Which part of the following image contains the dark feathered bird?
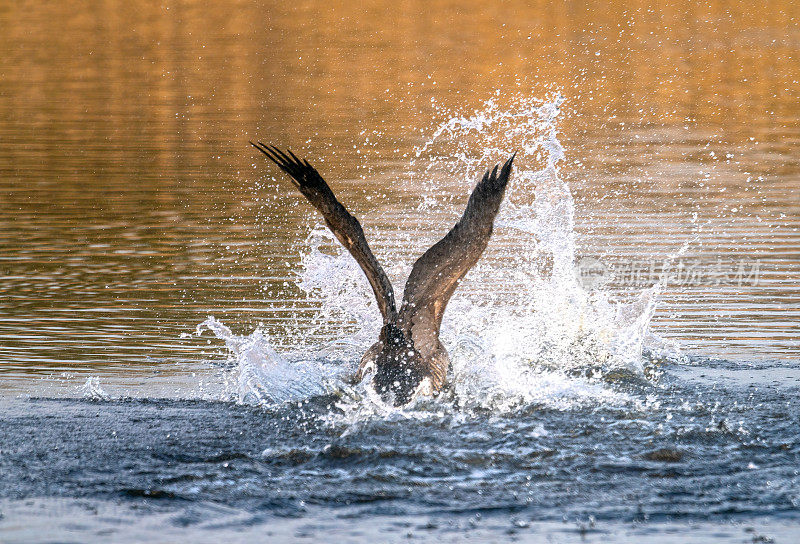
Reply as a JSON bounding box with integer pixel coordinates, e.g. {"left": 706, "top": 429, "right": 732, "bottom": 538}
{"left": 251, "top": 142, "right": 515, "bottom": 406}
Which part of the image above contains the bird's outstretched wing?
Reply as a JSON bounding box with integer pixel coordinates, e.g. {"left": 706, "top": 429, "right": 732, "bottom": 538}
{"left": 398, "top": 154, "right": 515, "bottom": 352}
{"left": 251, "top": 142, "right": 398, "bottom": 324}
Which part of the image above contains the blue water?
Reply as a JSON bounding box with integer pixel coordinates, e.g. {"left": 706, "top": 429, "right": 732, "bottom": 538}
{"left": 2, "top": 357, "right": 799, "bottom": 542}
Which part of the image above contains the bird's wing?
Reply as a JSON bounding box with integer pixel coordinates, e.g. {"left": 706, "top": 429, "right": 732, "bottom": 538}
{"left": 398, "top": 154, "right": 515, "bottom": 352}
{"left": 251, "top": 142, "right": 398, "bottom": 324}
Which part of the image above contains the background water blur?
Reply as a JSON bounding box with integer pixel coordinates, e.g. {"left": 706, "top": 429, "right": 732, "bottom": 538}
{"left": 0, "top": 0, "right": 798, "bottom": 391}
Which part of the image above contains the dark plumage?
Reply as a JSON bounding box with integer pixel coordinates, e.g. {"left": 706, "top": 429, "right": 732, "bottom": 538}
{"left": 252, "top": 141, "right": 515, "bottom": 406}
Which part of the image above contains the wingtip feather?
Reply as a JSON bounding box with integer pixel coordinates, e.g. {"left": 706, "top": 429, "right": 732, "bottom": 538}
{"left": 500, "top": 152, "right": 516, "bottom": 179}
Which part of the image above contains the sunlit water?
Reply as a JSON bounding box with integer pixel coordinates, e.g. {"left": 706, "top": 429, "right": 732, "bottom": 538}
{"left": 1, "top": 1, "right": 799, "bottom": 542}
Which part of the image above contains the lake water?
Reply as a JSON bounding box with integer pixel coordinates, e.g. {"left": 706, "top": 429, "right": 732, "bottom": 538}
{"left": 1, "top": 1, "right": 799, "bottom": 542}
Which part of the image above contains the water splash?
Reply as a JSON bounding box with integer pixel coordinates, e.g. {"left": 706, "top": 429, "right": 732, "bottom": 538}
{"left": 409, "top": 93, "right": 660, "bottom": 410}
{"left": 80, "top": 376, "right": 110, "bottom": 401}
{"left": 201, "top": 93, "right": 662, "bottom": 413}
{"left": 196, "top": 316, "right": 347, "bottom": 405}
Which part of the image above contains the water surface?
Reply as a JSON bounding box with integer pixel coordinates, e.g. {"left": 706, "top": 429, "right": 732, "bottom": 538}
{"left": 1, "top": 1, "right": 799, "bottom": 542}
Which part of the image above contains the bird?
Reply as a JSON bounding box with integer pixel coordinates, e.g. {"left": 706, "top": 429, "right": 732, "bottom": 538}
{"left": 251, "top": 142, "right": 515, "bottom": 406}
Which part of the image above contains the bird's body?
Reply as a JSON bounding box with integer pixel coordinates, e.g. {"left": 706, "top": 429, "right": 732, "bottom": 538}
{"left": 251, "top": 142, "right": 515, "bottom": 406}
{"left": 355, "top": 326, "right": 450, "bottom": 403}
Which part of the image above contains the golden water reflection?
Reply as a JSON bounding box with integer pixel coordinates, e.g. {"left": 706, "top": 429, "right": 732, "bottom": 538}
{"left": 0, "top": 1, "right": 798, "bottom": 381}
